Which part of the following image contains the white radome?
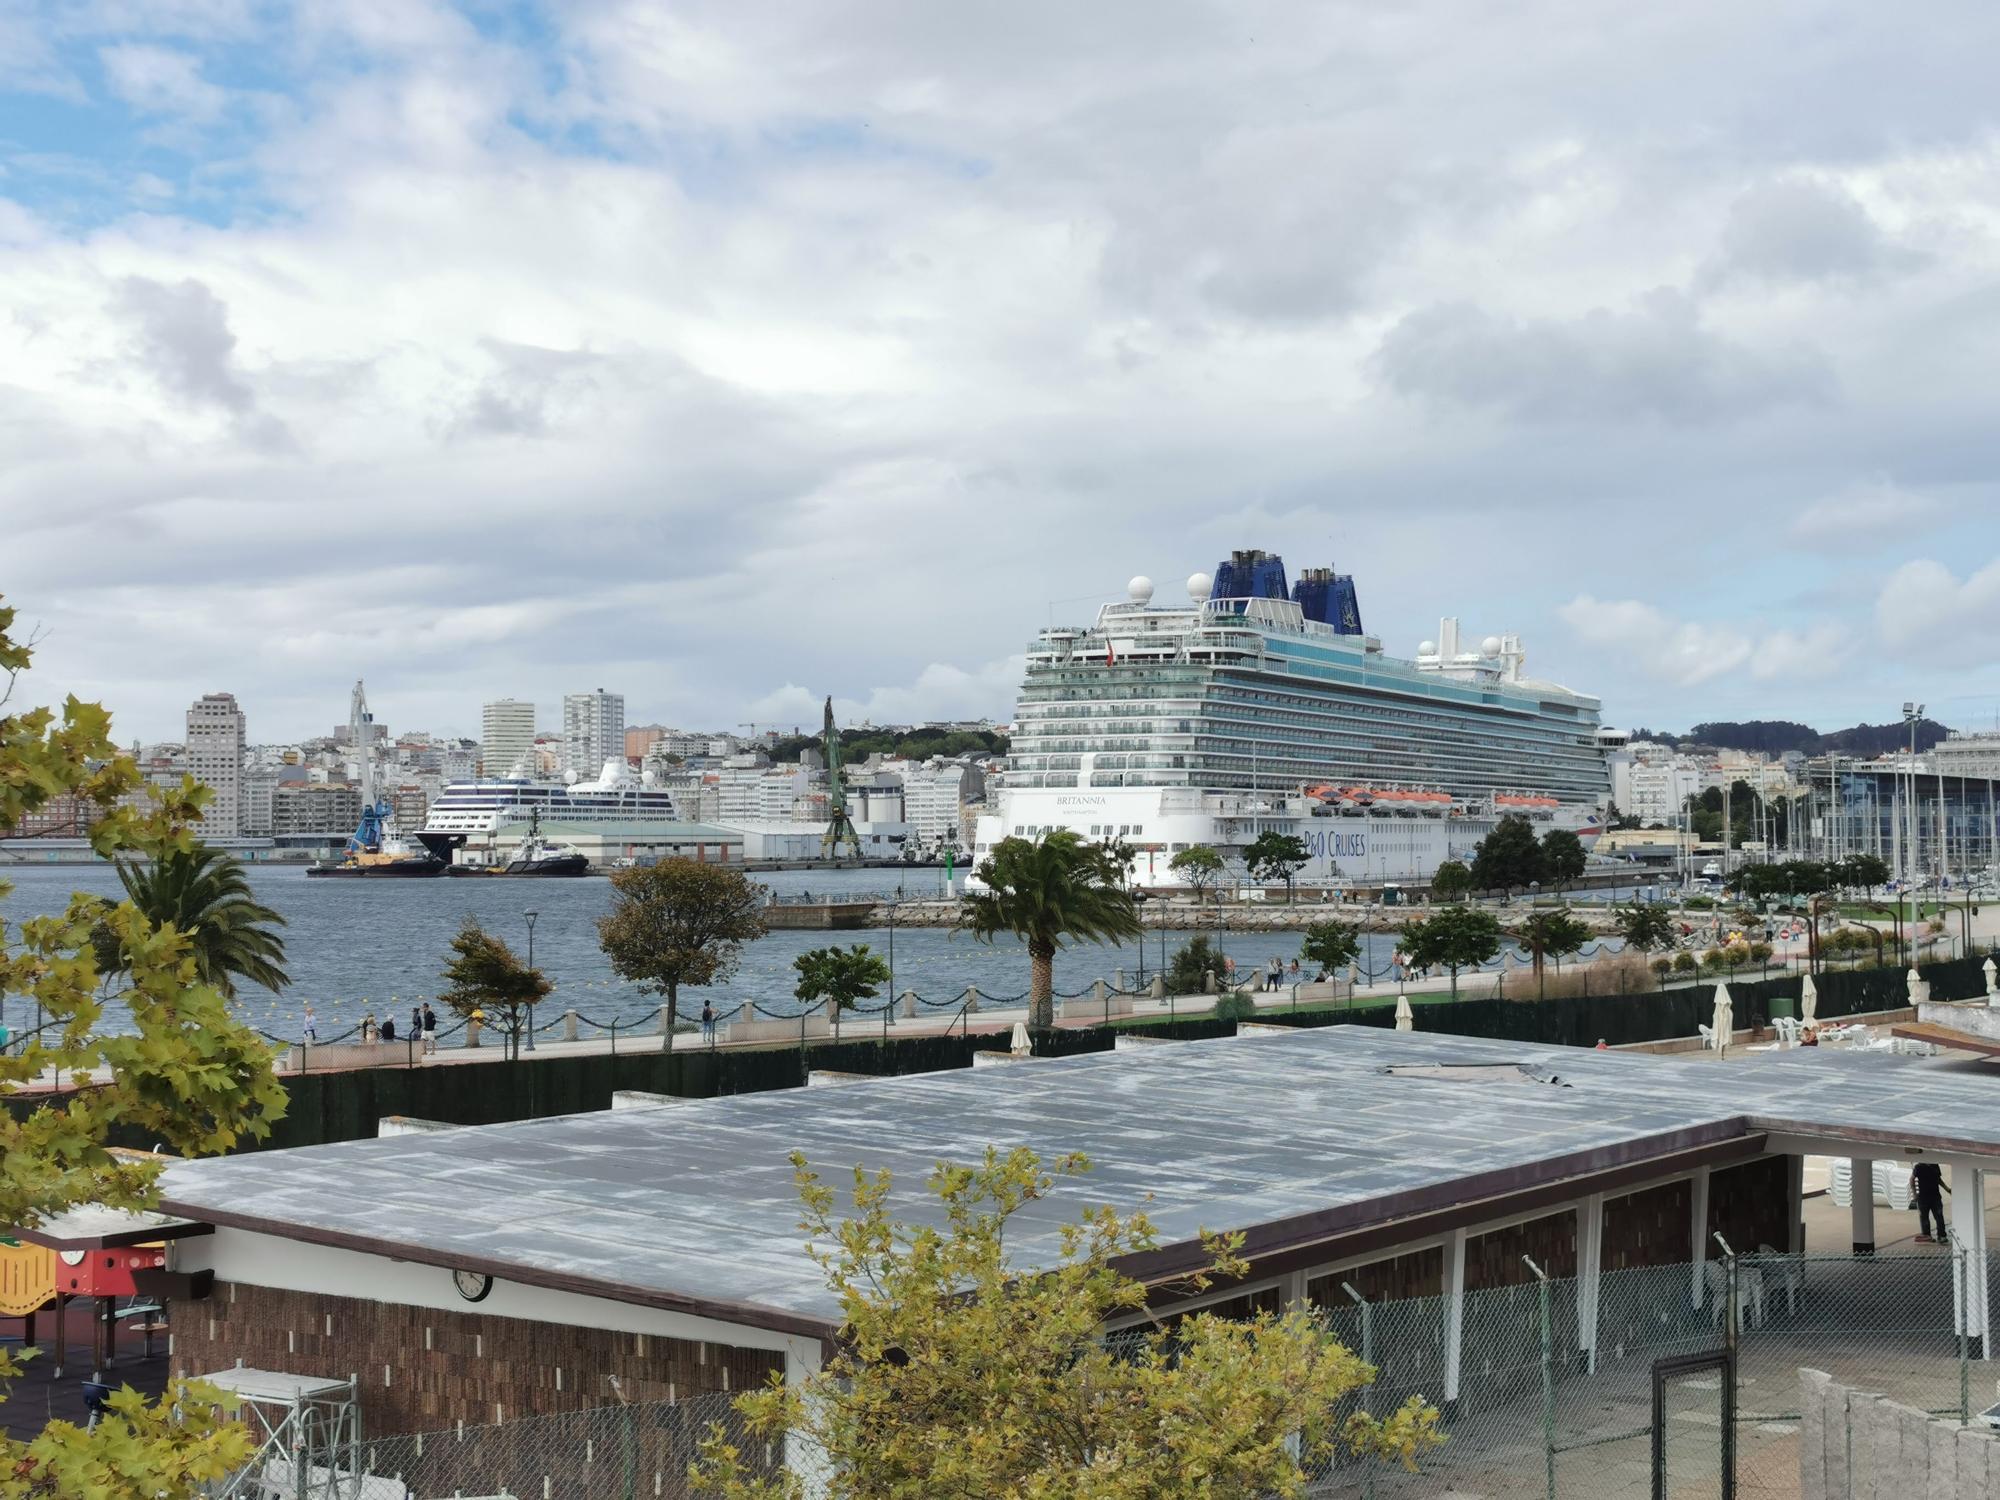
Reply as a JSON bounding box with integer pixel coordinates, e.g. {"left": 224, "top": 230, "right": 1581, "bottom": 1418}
{"left": 1481, "top": 636, "right": 1503, "bottom": 656}
{"left": 1419, "top": 640, "right": 1437, "bottom": 656}
{"left": 1127, "top": 575, "right": 1155, "bottom": 604}
{"left": 1187, "top": 571, "right": 1213, "bottom": 603}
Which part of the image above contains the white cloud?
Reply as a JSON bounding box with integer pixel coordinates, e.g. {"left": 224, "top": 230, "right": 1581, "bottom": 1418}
{"left": 1558, "top": 596, "right": 1848, "bottom": 688}
{"left": 1790, "top": 482, "right": 1943, "bottom": 546}
{"left": 1876, "top": 557, "right": 2000, "bottom": 656}
{"left": 746, "top": 657, "right": 1027, "bottom": 731}
{"left": 98, "top": 43, "right": 228, "bottom": 122}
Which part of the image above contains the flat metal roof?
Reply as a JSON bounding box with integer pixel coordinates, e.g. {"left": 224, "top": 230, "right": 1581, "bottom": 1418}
{"left": 157, "top": 1029, "right": 2000, "bottom": 1336}
{"left": 15, "top": 1205, "right": 213, "bottom": 1251}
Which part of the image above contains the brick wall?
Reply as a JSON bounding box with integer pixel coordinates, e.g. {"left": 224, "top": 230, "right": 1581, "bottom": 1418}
{"left": 1707, "top": 1156, "right": 1791, "bottom": 1255}
{"left": 1311, "top": 1245, "right": 1445, "bottom": 1306}
{"left": 1603, "top": 1177, "right": 1694, "bottom": 1270}
{"left": 1466, "top": 1211, "right": 1577, "bottom": 1291}
{"left": 173, "top": 1281, "right": 783, "bottom": 1438}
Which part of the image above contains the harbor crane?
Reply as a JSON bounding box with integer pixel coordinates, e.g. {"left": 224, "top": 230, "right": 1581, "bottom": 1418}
{"left": 820, "top": 695, "right": 862, "bottom": 860}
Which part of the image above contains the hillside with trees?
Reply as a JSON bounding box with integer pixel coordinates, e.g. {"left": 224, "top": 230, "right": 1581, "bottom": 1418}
{"left": 768, "top": 726, "right": 1009, "bottom": 763}
{"left": 1628, "top": 718, "right": 1952, "bottom": 756}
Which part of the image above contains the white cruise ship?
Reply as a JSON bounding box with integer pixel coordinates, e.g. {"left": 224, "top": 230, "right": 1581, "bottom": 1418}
{"left": 419, "top": 759, "right": 691, "bottom": 861}
{"left": 970, "top": 551, "right": 1616, "bottom": 890}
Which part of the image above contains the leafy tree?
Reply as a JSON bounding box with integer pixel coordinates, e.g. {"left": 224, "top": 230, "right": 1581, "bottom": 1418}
{"left": 0, "top": 597, "right": 285, "bottom": 1494}
{"left": 1430, "top": 859, "right": 1472, "bottom": 901}
{"left": 1299, "top": 921, "right": 1361, "bottom": 980}
{"left": 98, "top": 845, "right": 289, "bottom": 997}
{"left": 1469, "top": 815, "right": 1546, "bottom": 896}
{"left": 692, "top": 1147, "right": 1440, "bottom": 1498}
{"left": 1511, "top": 908, "right": 1593, "bottom": 996}
{"left": 961, "top": 831, "right": 1143, "bottom": 1029}
{"left": 1168, "top": 843, "right": 1226, "bottom": 904}
{"left": 1399, "top": 905, "right": 1503, "bottom": 998}
{"left": 440, "top": 917, "right": 553, "bottom": 1059}
{"left": 1244, "top": 830, "right": 1310, "bottom": 904}
{"left": 1539, "top": 829, "right": 1587, "bottom": 890}
{"left": 793, "top": 943, "right": 891, "bottom": 1012}
{"left": 598, "top": 860, "right": 767, "bottom": 1050}
{"left": 1614, "top": 902, "right": 1677, "bottom": 954}
{"left": 1835, "top": 853, "right": 1889, "bottom": 892}
{"left": 1166, "top": 934, "right": 1229, "bottom": 996}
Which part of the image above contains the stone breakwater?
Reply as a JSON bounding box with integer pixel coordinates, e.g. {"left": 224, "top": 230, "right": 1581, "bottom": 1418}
{"left": 869, "top": 899, "right": 1634, "bottom": 934}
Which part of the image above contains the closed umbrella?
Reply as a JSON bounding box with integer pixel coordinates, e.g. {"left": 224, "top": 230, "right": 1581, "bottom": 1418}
{"left": 1711, "top": 984, "right": 1733, "bottom": 1056}
{"left": 1394, "top": 993, "right": 1414, "bottom": 1033}
{"left": 1799, "top": 974, "right": 1818, "bottom": 1026}
{"left": 1010, "top": 1021, "right": 1032, "bottom": 1058}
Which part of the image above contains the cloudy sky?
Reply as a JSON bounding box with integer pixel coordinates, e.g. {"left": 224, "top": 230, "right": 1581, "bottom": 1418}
{"left": 4, "top": 1, "right": 1999, "bottom": 746}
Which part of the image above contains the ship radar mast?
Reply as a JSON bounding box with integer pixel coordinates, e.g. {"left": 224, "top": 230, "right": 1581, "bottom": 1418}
{"left": 819, "top": 694, "right": 862, "bottom": 860}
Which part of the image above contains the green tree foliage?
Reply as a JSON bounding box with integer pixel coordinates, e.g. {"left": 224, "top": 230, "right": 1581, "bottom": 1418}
{"left": 1511, "top": 908, "right": 1593, "bottom": 996}
{"left": 1165, "top": 935, "right": 1229, "bottom": 996}
{"left": 598, "top": 860, "right": 767, "bottom": 1050}
{"left": 1429, "top": 859, "right": 1472, "bottom": 901}
{"left": 1539, "top": 829, "right": 1587, "bottom": 890}
{"left": 440, "top": 917, "right": 553, "bottom": 1059}
{"left": 1613, "top": 902, "right": 1677, "bottom": 954}
{"left": 1167, "top": 844, "right": 1225, "bottom": 903}
{"left": 769, "top": 726, "right": 1008, "bottom": 764}
{"left": 1399, "top": 905, "right": 1503, "bottom": 998}
{"left": 1469, "top": 815, "right": 1545, "bottom": 895}
{"left": 960, "top": 831, "right": 1142, "bottom": 1029}
{"left": 0, "top": 597, "right": 284, "bottom": 1495}
{"left": 1299, "top": 921, "right": 1361, "bottom": 979}
{"left": 1244, "top": 831, "right": 1310, "bottom": 904}
{"left": 1835, "top": 853, "right": 1889, "bottom": 890}
{"left": 692, "top": 1148, "right": 1441, "bottom": 1498}
{"left": 792, "top": 943, "right": 891, "bottom": 1012}
{"left": 99, "top": 845, "right": 289, "bottom": 997}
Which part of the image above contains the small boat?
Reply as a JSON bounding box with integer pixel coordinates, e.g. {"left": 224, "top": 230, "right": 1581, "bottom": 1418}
{"left": 449, "top": 810, "right": 591, "bottom": 877}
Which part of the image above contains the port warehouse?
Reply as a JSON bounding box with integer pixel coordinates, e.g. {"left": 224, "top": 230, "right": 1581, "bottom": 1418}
{"left": 7, "top": 955, "right": 1986, "bottom": 1156}
{"left": 19, "top": 1018, "right": 2000, "bottom": 1489}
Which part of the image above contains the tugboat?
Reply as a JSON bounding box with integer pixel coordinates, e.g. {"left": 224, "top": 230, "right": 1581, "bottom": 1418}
{"left": 449, "top": 809, "right": 592, "bottom": 877}
{"left": 306, "top": 680, "right": 448, "bottom": 878}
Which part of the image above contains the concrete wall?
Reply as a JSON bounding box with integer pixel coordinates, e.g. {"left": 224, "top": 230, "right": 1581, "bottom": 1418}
{"left": 1801, "top": 1369, "right": 2000, "bottom": 1500}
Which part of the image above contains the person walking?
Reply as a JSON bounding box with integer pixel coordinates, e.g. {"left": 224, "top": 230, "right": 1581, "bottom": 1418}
{"left": 302, "top": 1004, "right": 318, "bottom": 1044}
{"left": 411, "top": 1005, "right": 423, "bottom": 1046}
{"left": 1912, "top": 1157, "right": 1950, "bottom": 1244}
{"left": 421, "top": 1003, "right": 438, "bottom": 1056}
{"left": 701, "top": 1001, "right": 717, "bottom": 1045}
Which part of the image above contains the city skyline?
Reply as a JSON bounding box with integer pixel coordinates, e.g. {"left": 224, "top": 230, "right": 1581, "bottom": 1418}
{"left": 4, "top": 4, "right": 2000, "bottom": 741}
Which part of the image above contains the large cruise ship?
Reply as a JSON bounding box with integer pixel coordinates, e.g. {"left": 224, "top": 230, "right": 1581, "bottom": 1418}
{"left": 418, "top": 759, "right": 690, "bottom": 861}
{"left": 970, "top": 549, "right": 1617, "bottom": 889}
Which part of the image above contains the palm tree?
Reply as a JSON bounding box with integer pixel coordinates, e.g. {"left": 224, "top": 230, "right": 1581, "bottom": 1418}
{"left": 960, "top": 831, "right": 1144, "bottom": 1029}
{"left": 101, "top": 846, "right": 290, "bottom": 997}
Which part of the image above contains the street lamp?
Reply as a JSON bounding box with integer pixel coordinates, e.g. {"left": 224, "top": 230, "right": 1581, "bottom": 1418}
{"left": 524, "top": 909, "right": 540, "bottom": 1054}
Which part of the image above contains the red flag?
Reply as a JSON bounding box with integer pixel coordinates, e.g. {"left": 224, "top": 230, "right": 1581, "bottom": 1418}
{"left": 1105, "top": 639, "right": 1116, "bottom": 666}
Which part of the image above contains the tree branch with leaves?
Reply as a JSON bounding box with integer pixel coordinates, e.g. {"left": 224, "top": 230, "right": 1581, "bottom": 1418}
{"left": 692, "top": 1148, "right": 1441, "bottom": 1498}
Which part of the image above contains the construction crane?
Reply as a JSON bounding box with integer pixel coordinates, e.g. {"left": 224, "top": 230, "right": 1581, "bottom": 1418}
{"left": 346, "top": 680, "right": 388, "bottom": 855}
{"left": 819, "top": 695, "right": 861, "bottom": 860}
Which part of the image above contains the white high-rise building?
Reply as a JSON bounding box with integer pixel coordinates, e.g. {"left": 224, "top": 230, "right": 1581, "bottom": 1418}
{"left": 186, "top": 692, "right": 245, "bottom": 837}
{"left": 481, "top": 699, "right": 537, "bottom": 779}
{"left": 563, "top": 689, "right": 625, "bottom": 779}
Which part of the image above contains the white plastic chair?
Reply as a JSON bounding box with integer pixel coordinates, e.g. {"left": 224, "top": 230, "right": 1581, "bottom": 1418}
{"left": 1697, "top": 1022, "right": 1717, "bottom": 1051}
{"left": 1774, "top": 1017, "right": 1800, "bottom": 1047}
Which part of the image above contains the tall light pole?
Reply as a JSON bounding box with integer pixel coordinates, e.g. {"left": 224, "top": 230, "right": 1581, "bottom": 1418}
{"left": 1904, "top": 703, "right": 1923, "bottom": 968}
{"left": 524, "top": 909, "right": 540, "bottom": 1054}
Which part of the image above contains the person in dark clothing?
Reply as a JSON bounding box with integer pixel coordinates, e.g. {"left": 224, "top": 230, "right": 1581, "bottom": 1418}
{"left": 379, "top": 1016, "right": 396, "bottom": 1042}
{"left": 1912, "top": 1158, "right": 1950, "bottom": 1243}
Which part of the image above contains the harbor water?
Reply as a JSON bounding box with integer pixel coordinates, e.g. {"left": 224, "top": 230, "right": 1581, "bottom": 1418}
{"left": 0, "top": 864, "right": 1620, "bottom": 1042}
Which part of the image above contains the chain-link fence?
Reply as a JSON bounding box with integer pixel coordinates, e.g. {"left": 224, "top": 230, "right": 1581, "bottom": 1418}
{"left": 1304, "top": 1247, "right": 1976, "bottom": 1500}
{"left": 208, "top": 1386, "right": 761, "bottom": 1500}
{"left": 194, "top": 1247, "right": 1981, "bottom": 1498}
